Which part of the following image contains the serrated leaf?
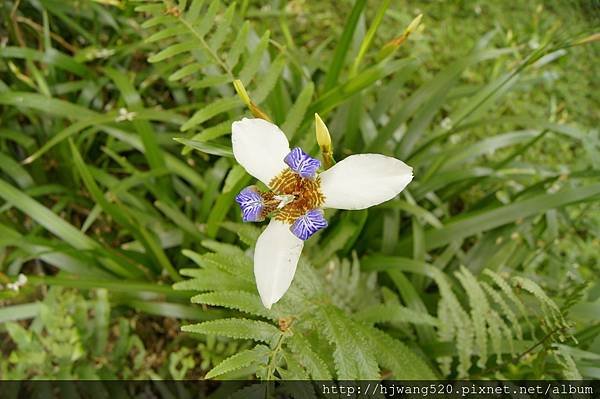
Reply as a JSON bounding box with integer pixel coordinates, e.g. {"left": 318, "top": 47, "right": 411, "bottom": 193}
{"left": 191, "top": 291, "right": 274, "bottom": 319}
{"left": 182, "top": 318, "right": 281, "bottom": 343}
{"left": 286, "top": 333, "right": 332, "bottom": 379}
{"left": 201, "top": 252, "right": 254, "bottom": 281}
{"left": 180, "top": 97, "right": 242, "bottom": 131}
{"left": 253, "top": 53, "right": 286, "bottom": 104}
{"left": 188, "top": 74, "right": 232, "bottom": 89}
{"left": 317, "top": 305, "right": 379, "bottom": 379}
{"left": 222, "top": 221, "right": 261, "bottom": 245}
{"left": 239, "top": 31, "right": 270, "bottom": 84}
{"left": 148, "top": 40, "right": 198, "bottom": 63}
{"left": 226, "top": 21, "right": 249, "bottom": 68}
{"left": 357, "top": 323, "right": 437, "bottom": 379}
{"left": 173, "top": 271, "right": 254, "bottom": 292}
{"left": 168, "top": 63, "right": 204, "bottom": 81}
{"left": 205, "top": 345, "right": 269, "bottom": 379}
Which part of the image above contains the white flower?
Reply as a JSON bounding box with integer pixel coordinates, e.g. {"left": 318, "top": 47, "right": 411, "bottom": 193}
{"left": 115, "top": 107, "right": 136, "bottom": 122}
{"left": 232, "top": 118, "right": 413, "bottom": 308}
{"left": 6, "top": 273, "right": 27, "bottom": 292}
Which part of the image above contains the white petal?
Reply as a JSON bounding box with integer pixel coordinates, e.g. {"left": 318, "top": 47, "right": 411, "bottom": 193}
{"left": 232, "top": 118, "right": 290, "bottom": 187}
{"left": 319, "top": 154, "right": 413, "bottom": 210}
{"left": 254, "top": 219, "right": 304, "bottom": 309}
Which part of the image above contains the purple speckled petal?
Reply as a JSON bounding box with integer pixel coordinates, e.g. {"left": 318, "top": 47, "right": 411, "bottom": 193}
{"left": 284, "top": 147, "right": 321, "bottom": 179}
{"left": 235, "top": 186, "right": 264, "bottom": 222}
{"left": 290, "top": 209, "right": 328, "bottom": 240}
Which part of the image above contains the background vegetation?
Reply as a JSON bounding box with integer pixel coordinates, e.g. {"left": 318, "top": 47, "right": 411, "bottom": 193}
{"left": 1, "top": 0, "right": 599, "bottom": 383}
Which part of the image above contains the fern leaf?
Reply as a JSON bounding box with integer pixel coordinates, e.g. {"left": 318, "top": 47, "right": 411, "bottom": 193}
{"left": 148, "top": 40, "right": 199, "bottom": 63}
{"left": 205, "top": 345, "right": 269, "bottom": 379}
{"left": 486, "top": 311, "right": 505, "bottom": 364}
{"left": 222, "top": 221, "right": 261, "bottom": 245}
{"left": 481, "top": 281, "right": 523, "bottom": 340}
{"left": 484, "top": 270, "right": 529, "bottom": 319}
{"left": 280, "top": 352, "right": 311, "bottom": 380}
{"left": 191, "top": 291, "right": 275, "bottom": 319}
{"left": 253, "top": 53, "right": 287, "bottom": 104}
{"left": 208, "top": 2, "right": 236, "bottom": 52}
{"left": 173, "top": 270, "right": 254, "bottom": 292}
{"left": 357, "top": 323, "right": 437, "bottom": 379}
{"left": 182, "top": 318, "right": 281, "bottom": 343}
{"left": 239, "top": 31, "right": 270, "bottom": 84}
{"left": 512, "top": 276, "right": 567, "bottom": 330}
{"left": 190, "top": 0, "right": 220, "bottom": 38}
{"left": 553, "top": 345, "right": 582, "bottom": 379}
{"left": 225, "top": 21, "right": 250, "bottom": 68}
{"left": 181, "top": 97, "right": 242, "bottom": 131}
{"left": 188, "top": 74, "right": 232, "bottom": 89}
{"left": 354, "top": 303, "right": 439, "bottom": 326}
{"left": 435, "top": 275, "right": 474, "bottom": 377}
{"left": 168, "top": 63, "right": 204, "bottom": 81}
{"left": 188, "top": 120, "right": 232, "bottom": 144}
{"left": 181, "top": 249, "right": 205, "bottom": 267}
{"left": 201, "top": 252, "right": 254, "bottom": 281}
{"left": 201, "top": 239, "right": 245, "bottom": 256}
{"left": 286, "top": 333, "right": 332, "bottom": 380}
{"left": 135, "top": 4, "right": 166, "bottom": 14}
{"left": 140, "top": 15, "right": 174, "bottom": 29}
{"left": 316, "top": 305, "right": 379, "bottom": 379}
{"left": 145, "top": 26, "right": 187, "bottom": 43}
{"left": 185, "top": 0, "right": 206, "bottom": 21}
{"left": 455, "top": 266, "right": 489, "bottom": 368}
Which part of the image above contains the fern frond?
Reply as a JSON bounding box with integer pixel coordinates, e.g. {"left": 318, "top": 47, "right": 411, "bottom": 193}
{"left": 357, "top": 323, "right": 437, "bottom": 379}
{"left": 316, "top": 305, "right": 380, "bottom": 379}
{"left": 221, "top": 221, "right": 261, "bottom": 246}
{"left": 173, "top": 272, "right": 254, "bottom": 292}
{"left": 205, "top": 345, "right": 269, "bottom": 379}
{"left": 201, "top": 252, "right": 254, "bottom": 282}
{"left": 455, "top": 266, "right": 490, "bottom": 368}
{"left": 182, "top": 318, "right": 281, "bottom": 344}
{"left": 286, "top": 334, "right": 333, "bottom": 380}
{"left": 191, "top": 291, "right": 276, "bottom": 320}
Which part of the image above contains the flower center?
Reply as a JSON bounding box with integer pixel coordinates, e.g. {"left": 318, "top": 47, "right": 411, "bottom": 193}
{"left": 234, "top": 147, "right": 329, "bottom": 240}
{"left": 268, "top": 169, "right": 325, "bottom": 223}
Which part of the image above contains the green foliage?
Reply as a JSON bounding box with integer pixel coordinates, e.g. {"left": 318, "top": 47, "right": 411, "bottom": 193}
{"left": 176, "top": 235, "right": 437, "bottom": 380}
{"left": 0, "top": 288, "right": 151, "bottom": 379}
{"left": 0, "top": 0, "right": 598, "bottom": 381}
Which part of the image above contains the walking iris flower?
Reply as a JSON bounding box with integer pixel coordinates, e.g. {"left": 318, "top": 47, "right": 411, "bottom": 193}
{"left": 232, "top": 118, "right": 413, "bottom": 308}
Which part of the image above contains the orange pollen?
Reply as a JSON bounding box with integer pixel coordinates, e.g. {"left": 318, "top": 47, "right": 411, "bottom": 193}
{"left": 267, "top": 169, "right": 325, "bottom": 223}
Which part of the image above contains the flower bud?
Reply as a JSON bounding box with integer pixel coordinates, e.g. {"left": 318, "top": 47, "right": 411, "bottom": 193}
{"left": 233, "top": 79, "right": 272, "bottom": 122}
{"left": 315, "top": 113, "right": 335, "bottom": 169}
{"left": 377, "top": 14, "right": 423, "bottom": 61}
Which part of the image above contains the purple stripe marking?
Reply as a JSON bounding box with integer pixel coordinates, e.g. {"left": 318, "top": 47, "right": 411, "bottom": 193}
{"left": 290, "top": 209, "right": 328, "bottom": 240}
{"left": 235, "top": 186, "right": 265, "bottom": 222}
{"left": 284, "top": 147, "right": 321, "bottom": 179}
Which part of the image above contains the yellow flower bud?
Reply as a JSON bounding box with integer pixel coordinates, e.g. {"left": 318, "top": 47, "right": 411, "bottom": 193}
{"left": 376, "top": 14, "right": 423, "bottom": 62}
{"left": 405, "top": 14, "right": 423, "bottom": 35}
{"left": 233, "top": 79, "right": 251, "bottom": 108}
{"left": 315, "top": 113, "right": 331, "bottom": 149}
{"left": 233, "top": 79, "right": 272, "bottom": 122}
{"left": 315, "top": 113, "right": 335, "bottom": 169}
